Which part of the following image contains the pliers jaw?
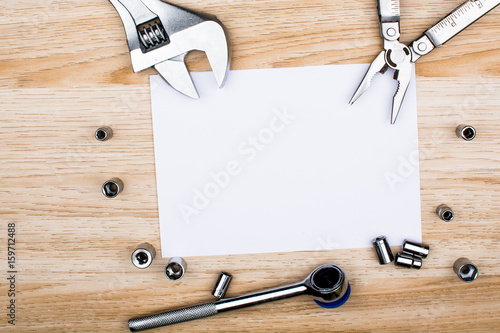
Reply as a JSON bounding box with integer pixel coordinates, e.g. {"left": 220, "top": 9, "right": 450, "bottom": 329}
{"left": 349, "top": 0, "right": 413, "bottom": 124}
{"left": 109, "top": 0, "right": 230, "bottom": 99}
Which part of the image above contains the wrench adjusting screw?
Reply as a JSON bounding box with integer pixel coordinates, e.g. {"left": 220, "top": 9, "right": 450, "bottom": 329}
{"left": 102, "top": 178, "right": 124, "bottom": 198}
{"left": 436, "top": 204, "right": 454, "bottom": 221}
{"left": 455, "top": 124, "right": 476, "bottom": 141}
{"left": 95, "top": 126, "right": 113, "bottom": 141}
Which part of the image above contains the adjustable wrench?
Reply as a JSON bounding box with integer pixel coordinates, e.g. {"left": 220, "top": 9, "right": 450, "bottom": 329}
{"left": 109, "top": 0, "right": 230, "bottom": 99}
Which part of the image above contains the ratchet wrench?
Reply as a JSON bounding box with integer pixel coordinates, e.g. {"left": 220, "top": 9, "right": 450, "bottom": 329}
{"left": 128, "top": 264, "right": 350, "bottom": 332}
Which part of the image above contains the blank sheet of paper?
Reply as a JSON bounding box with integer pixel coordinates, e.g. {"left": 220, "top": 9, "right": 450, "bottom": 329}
{"left": 150, "top": 64, "right": 421, "bottom": 258}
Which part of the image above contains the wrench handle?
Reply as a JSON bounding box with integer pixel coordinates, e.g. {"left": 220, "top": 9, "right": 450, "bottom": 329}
{"left": 128, "top": 302, "right": 218, "bottom": 332}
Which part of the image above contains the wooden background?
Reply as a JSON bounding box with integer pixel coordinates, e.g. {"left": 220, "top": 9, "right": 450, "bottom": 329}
{"left": 1, "top": 0, "right": 499, "bottom": 331}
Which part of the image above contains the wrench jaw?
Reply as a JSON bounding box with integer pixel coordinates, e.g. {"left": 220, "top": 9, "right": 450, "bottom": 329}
{"left": 154, "top": 53, "right": 199, "bottom": 99}
{"left": 149, "top": 20, "right": 230, "bottom": 98}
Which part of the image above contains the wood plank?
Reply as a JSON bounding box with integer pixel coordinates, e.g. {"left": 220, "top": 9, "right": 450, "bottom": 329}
{"left": 0, "top": 0, "right": 499, "bottom": 331}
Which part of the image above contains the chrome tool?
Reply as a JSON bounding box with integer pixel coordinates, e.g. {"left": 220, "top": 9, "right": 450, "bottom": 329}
{"left": 212, "top": 272, "right": 232, "bottom": 299}
{"left": 453, "top": 258, "right": 478, "bottom": 282}
{"left": 456, "top": 124, "right": 476, "bottom": 141}
{"left": 349, "top": 0, "right": 500, "bottom": 124}
{"left": 165, "top": 257, "right": 187, "bottom": 281}
{"left": 401, "top": 239, "right": 429, "bottom": 258}
{"left": 102, "top": 178, "right": 124, "bottom": 198}
{"left": 95, "top": 126, "right": 113, "bottom": 141}
{"left": 131, "top": 243, "right": 156, "bottom": 269}
{"left": 436, "top": 204, "right": 454, "bottom": 221}
{"left": 395, "top": 252, "right": 422, "bottom": 269}
{"left": 372, "top": 236, "right": 394, "bottom": 265}
{"left": 128, "top": 264, "right": 350, "bottom": 332}
{"left": 109, "top": 0, "right": 230, "bottom": 98}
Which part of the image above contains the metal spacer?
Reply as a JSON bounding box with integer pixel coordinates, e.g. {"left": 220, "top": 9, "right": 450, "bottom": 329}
{"left": 453, "top": 258, "right": 478, "bottom": 282}
{"left": 102, "top": 178, "right": 124, "bottom": 198}
{"left": 436, "top": 204, "right": 454, "bottom": 222}
{"left": 165, "top": 257, "right": 187, "bottom": 281}
{"left": 131, "top": 243, "right": 156, "bottom": 269}
{"left": 456, "top": 125, "right": 476, "bottom": 141}
{"left": 95, "top": 126, "right": 113, "bottom": 141}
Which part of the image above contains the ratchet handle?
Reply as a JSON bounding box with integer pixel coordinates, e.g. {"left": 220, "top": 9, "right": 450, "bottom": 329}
{"left": 128, "top": 302, "right": 218, "bottom": 332}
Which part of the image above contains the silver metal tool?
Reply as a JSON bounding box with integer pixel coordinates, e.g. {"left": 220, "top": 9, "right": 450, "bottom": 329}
{"left": 401, "top": 239, "right": 429, "bottom": 258}
{"left": 453, "top": 258, "right": 478, "bottom": 282}
{"left": 95, "top": 126, "right": 113, "bottom": 141}
{"left": 395, "top": 252, "right": 422, "bottom": 269}
{"left": 350, "top": 0, "right": 500, "bottom": 124}
{"left": 436, "top": 204, "right": 454, "bottom": 221}
{"left": 456, "top": 124, "right": 476, "bottom": 141}
{"left": 165, "top": 257, "right": 187, "bottom": 281}
{"left": 102, "top": 178, "right": 124, "bottom": 198}
{"left": 132, "top": 243, "right": 156, "bottom": 269}
{"left": 109, "top": 0, "right": 230, "bottom": 99}
{"left": 129, "top": 264, "right": 349, "bottom": 332}
{"left": 372, "top": 236, "right": 394, "bottom": 264}
{"left": 212, "top": 272, "right": 232, "bottom": 299}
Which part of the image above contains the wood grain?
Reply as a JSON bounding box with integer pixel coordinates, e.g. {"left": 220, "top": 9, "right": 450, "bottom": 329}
{"left": 0, "top": 0, "right": 499, "bottom": 332}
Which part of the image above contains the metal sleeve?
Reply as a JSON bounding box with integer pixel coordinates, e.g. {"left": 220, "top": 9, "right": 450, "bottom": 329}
{"left": 128, "top": 303, "right": 218, "bottom": 332}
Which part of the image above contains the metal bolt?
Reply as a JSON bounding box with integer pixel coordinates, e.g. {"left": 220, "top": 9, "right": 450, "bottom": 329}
{"left": 165, "top": 257, "right": 187, "bottom": 281}
{"left": 417, "top": 42, "right": 427, "bottom": 52}
{"left": 372, "top": 236, "right": 394, "bottom": 265}
{"left": 401, "top": 239, "right": 430, "bottom": 258}
{"left": 436, "top": 204, "right": 454, "bottom": 222}
{"left": 102, "top": 178, "right": 124, "bottom": 198}
{"left": 132, "top": 243, "right": 156, "bottom": 269}
{"left": 212, "top": 272, "right": 232, "bottom": 299}
{"left": 395, "top": 252, "right": 422, "bottom": 269}
{"left": 453, "top": 258, "right": 478, "bottom": 282}
{"left": 95, "top": 126, "right": 113, "bottom": 141}
{"left": 455, "top": 124, "right": 476, "bottom": 141}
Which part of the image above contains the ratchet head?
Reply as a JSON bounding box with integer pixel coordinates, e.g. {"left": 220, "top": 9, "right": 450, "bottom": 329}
{"left": 303, "top": 264, "right": 348, "bottom": 302}
{"left": 109, "top": 0, "right": 230, "bottom": 98}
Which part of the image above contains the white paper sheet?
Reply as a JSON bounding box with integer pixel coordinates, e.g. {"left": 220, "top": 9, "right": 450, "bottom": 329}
{"left": 151, "top": 64, "right": 421, "bottom": 258}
